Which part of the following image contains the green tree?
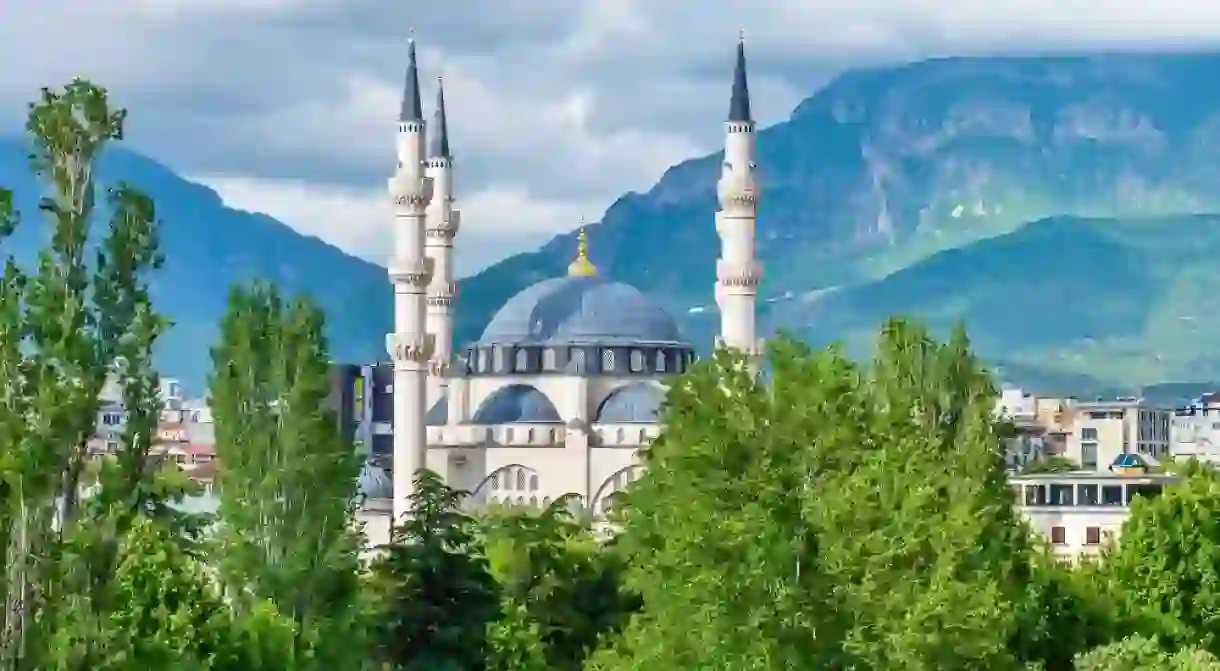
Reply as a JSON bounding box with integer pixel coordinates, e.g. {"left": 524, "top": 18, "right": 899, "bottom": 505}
{"left": 369, "top": 470, "right": 500, "bottom": 670}
{"left": 591, "top": 322, "right": 1062, "bottom": 670}
{"left": 0, "top": 79, "right": 168, "bottom": 670}
{"left": 478, "top": 501, "right": 639, "bottom": 671}
{"left": 1075, "top": 635, "right": 1220, "bottom": 670}
{"left": 1100, "top": 460, "right": 1220, "bottom": 655}
{"left": 209, "top": 282, "right": 366, "bottom": 669}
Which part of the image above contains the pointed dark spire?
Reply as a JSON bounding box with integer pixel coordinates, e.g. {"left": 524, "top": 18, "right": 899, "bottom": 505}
{"left": 399, "top": 38, "right": 424, "bottom": 122}
{"left": 429, "top": 77, "right": 451, "bottom": 159}
{"left": 728, "top": 31, "right": 752, "bottom": 123}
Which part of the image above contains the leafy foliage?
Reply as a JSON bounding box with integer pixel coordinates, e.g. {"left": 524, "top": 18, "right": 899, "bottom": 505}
{"left": 369, "top": 470, "right": 501, "bottom": 670}
{"left": 209, "top": 281, "right": 367, "bottom": 669}
{"left": 1075, "top": 636, "right": 1220, "bottom": 671}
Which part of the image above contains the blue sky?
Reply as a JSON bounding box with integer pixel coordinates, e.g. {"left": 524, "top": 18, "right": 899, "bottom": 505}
{"left": 2, "top": 0, "right": 1217, "bottom": 275}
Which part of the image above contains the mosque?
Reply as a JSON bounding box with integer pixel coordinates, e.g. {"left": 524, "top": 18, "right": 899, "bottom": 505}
{"left": 359, "top": 34, "right": 763, "bottom": 540}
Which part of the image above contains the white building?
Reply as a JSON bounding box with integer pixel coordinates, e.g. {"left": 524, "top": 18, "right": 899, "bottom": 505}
{"left": 1012, "top": 466, "right": 1173, "bottom": 559}
{"left": 361, "top": 35, "right": 762, "bottom": 545}
{"left": 1171, "top": 393, "right": 1220, "bottom": 463}
{"left": 1064, "top": 398, "right": 1170, "bottom": 471}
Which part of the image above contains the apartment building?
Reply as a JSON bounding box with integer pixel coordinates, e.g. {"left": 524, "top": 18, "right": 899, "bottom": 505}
{"left": 1064, "top": 398, "right": 1171, "bottom": 471}
{"left": 995, "top": 388, "right": 1073, "bottom": 471}
{"left": 1013, "top": 463, "right": 1171, "bottom": 558}
{"left": 1171, "top": 392, "right": 1220, "bottom": 463}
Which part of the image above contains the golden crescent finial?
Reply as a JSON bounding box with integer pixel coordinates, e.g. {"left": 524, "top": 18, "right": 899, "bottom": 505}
{"left": 567, "top": 223, "right": 598, "bottom": 277}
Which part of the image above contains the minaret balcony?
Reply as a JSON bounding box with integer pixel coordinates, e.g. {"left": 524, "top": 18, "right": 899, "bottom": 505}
{"left": 388, "top": 257, "right": 434, "bottom": 287}
{"left": 426, "top": 209, "right": 461, "bottom": 239}
{"left": 716, "top": 175, "right": 758, "bottom": 209}
{"left": 386, "top": 333, "right": 435, "bottom": 366}
{"left": 716, "top": 260, "right": 763, "bottom": 288}
{"left": 391, "top": 174, "right": 434, "bottom": 209}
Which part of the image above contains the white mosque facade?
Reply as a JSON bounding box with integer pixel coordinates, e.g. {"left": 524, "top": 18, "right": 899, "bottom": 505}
{"left": 358, "top": 35, "right": 762, "bottom": 544}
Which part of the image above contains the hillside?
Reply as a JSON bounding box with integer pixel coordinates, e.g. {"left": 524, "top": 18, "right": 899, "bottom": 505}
{"left": 0, "top": 138, "right": 391, "bottom": 391}
{"left": 455, "top": 50, "right": 1220, "bottom": 390}
{"left": 794, "top": 214, "right": 1220, "bottom": 388}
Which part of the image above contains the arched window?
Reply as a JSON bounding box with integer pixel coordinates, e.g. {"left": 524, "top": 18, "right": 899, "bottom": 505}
{"left": 542, "top": 348, "right": 557, "bottom": 371}
{"left": 571, "top": 348, "right": 586, "bottom": 370}
{"left": 492, "top": 347, "right": 504, "bottom": 372}
{"left": 529, "top": 474, "right": 539, "bottom": 491}
{"left": 630, "top": 350, "right": 644, "bottom": 372}
{"left": 656, "top": 350, "right": 667, "bottom": 372}
{"left": 602, "top": 349, "right": 616, "bottom": 373}
{"left": 477, "top": 349, "right": 488, "bottom": 372}
{"left": 516, "top": 469, "right": 526, "bottom": 490}
{"left": 515, "top": 348, "right": 529, "bottom": 371}
{"left": 489, "top": 472, "right": 499, "bottom": 490}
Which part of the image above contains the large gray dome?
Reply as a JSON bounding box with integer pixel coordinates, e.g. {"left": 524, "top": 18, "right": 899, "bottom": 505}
{"left": 478, "top": 275, "right": 685, "bottom": 346}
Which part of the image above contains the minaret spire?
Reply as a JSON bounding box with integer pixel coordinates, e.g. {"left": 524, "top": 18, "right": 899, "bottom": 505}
{"left": 715, "top": 34, "right": 762, "bottom": 359}
{"left": 399, "top": 37, "right": 424, "bottom": 122}
{"left": 429, "top": 77, "right": 451, "bottom": 159}
{"left": 728, "top": 30, "right": 752, "bottom": 123}
{"left": 423, "top": 76, "right": 461, "bottom": 407}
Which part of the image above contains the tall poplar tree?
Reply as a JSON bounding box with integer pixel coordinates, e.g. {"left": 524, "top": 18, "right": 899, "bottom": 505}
{"left": 0, "top": 79, "right": 167, "bottom": 669}
{"left": 209, "top": 281, "right": 366, "bottom": 669}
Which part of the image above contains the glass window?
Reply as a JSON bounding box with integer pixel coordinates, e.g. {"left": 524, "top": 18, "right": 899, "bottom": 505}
{"left": 656, "top": 351, "right": 667, "bottom": 372}
{"left": 1050, "top": 526, "right": 1066, "bottom": 544}
{"left": 1077, "top": 484, "right": 1099, "bottom": 505}
{"left": 1081, "top": 428, "right": 1097, "bottom": 440}
{"left": 515, "top": 469, "right": 526, "bottom": 490}
{"left": 630, "top": 350, "right": 644, "bottom": 372}
{"left": 1102, "top": 485, "right": 1124, "bottom": 505}
{"left": 515, "top": 348, "right": 529, "bottom": 370}
{"left": 543, "top": 348, "right": 557, "bottom": 371}
{"left": 1049, "top": 484, "right": 1073, "bottom": 506}
{"left": 1085, "top": 527, "right": 1101, "bottom": 545}
{"left": 529, "top": 474, "right": 539, "bottom": 491}
{"left": 602, "top": 349, "right": 616, "bottom": 372}
{"left": 1082, "top": 442, "right": 1098, "bottom": 470}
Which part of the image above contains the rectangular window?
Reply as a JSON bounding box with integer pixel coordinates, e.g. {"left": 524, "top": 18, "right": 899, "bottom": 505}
{"left": 1081, "top": 428, "right": 1098, "bottom": 440}
{"left": 1085, "top": 527, "right": 1101, "bottom": 545}
{"left": 1050, "top": 526, "right": 1066, "bottom": 545}
{"left": 1102, "top": 485, "right": 1124, "bottom": 505}
{"left": 1049, "top": 484, "right": 1073, "bottom": 506}
{"left": 1077, "top": 484, "right": 1099, "bottom": 505}
{"left": 1082, "top": 442, "right": 1098, "bottom": 470}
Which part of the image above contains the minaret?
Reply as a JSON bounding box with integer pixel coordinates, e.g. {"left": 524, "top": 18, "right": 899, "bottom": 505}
{"left": 424, "top": 77, "right": 460, "bottom": 404}
{"left": 387, "top": 38, "right": 435, "bottom": 521}
{"left": 714, "top": 32, "right": 762, "bottom": 356}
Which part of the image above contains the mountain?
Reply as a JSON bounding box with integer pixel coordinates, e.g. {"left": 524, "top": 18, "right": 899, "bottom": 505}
{"left": 0, "top": 138, "right": 391, "bottom": 391}
{"left": 456, "top": 51, "right": 1220, "bottom": 392}
{"left": 796, "top": 214, "right": 1220, "bottom": 389}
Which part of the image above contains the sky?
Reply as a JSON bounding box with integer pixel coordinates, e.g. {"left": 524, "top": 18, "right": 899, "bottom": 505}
{"left": 2, "top": 1, "right": 1220, "bottom": 276}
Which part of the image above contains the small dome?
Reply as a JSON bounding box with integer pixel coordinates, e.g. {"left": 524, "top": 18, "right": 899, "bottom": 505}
{"left": 595, "top": 383, "right": 665, "bottom": 423}
{"left": 426, "top": 395, "right": 448, "bottom": 426}
{"left": 357, "top": 460, "right": 391, "bottom": 499}
{"left": 472, "top": 384, "right": 561, "bottom": 424}
{"left": 478, "top": 275, "right": 684, "bottom": 346}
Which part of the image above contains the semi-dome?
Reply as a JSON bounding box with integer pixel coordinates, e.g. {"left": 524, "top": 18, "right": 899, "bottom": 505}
{"left": 472, "top": 384, "right": 562, "bottom": 424}
{"left": 478, "top": 275, "right": 684, "bottom": 346}
{"left": 595, "top": 383, "right": 666, "bottom": 423}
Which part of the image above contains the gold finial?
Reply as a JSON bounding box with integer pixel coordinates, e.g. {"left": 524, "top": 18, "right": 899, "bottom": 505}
{"left": 567, "top": 225, "right": 598, "bottom": 277}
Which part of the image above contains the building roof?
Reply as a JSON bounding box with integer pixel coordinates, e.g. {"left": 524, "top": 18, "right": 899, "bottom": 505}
{"left": 428, "top": 77, "right": 451, "bottom": 158}
{"left": 399, "top": 39, "right": 424, "bottom": 122}
{"left": 728, "top": 35, "right": 752, "bottom": 122}
{"left": 425, "top": 395, "right": 448, "bottom": 425}
{"left": 595, "top": 383, "right": 665, "bottom": 423}
{"left": 478, "top": 275, "right": 684, "bottom": 346}
{"left": 472, "top": 385, "right": 561, "bottom": 424}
